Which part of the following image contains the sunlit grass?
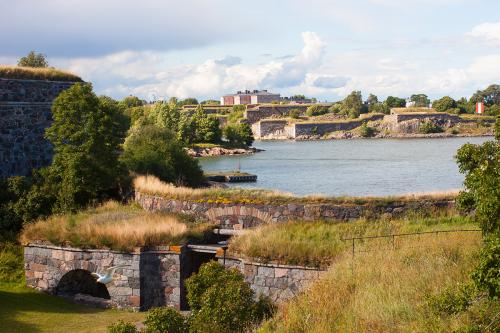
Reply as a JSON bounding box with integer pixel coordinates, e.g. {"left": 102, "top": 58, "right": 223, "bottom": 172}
{"left": 0, "top": 66, "right": 82, "bottom": 82}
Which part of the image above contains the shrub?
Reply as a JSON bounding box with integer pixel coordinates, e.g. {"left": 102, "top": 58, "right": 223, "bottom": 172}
{"left": 107, "top": 320, "right": 138, "bottom": 333}
{"left": 121, "top": 125, "right": 204, "bottom": 187}
{"left": 223, "top": 123, "right": 254, "bottom": 147}
{"left": 288, "top": 109, "right": 300, "bottom": 119}
{"left": 471, "top": 236, "right": 500, "bottom": 299}
{"left": 17, "top": 51, "right": 48, "bottom": 68}
{"left": 419, "top": 121, "right": 444, "bottom": 134}
{"left": 306, "top": 104, "right": 329, "bottom": 117}
{"left": 143, "top": 307, "right": 188, "bottom": 333}
{"left": 426, "top": 283, "right": 476, "bottom": 315}
{"left": 359, "top": 122, "right": 376, "bottom": 137}
{"left": 186, "top": 262, "right": 272, "bottom": 333}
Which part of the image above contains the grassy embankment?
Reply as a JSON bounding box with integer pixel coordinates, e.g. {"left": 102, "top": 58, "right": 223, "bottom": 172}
{"left": 0, "top": 66, "right": 83, "bottom": 82}
{"left": 21, "top": 201, "right": 213, "bottom": 252}
{"left": 134, "top": 174, "right": 457, "bottom": 205}
{"left": 257, "top": 230, "right": 495, "bottom": 333}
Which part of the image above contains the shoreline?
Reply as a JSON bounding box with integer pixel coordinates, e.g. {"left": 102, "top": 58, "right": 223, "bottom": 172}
{"left": 260, "top": 132, "right": 495, "bottom": 141}
{"left": 187, "top": 146, "right": 264, "bottom": 157}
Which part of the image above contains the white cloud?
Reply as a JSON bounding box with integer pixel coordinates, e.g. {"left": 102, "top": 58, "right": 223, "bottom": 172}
{"left": 467, "top": 22, "right": 500, "bottom": 45}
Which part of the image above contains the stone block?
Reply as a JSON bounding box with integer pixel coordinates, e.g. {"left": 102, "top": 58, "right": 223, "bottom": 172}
{"left": 274, "top": 268, "right": 289, "bottom": 278}
{"left": 129, "top": 295, "right": 140, "bottom": 307}
{"left": 258, "top": 266, "right": 274, "bottom": 277}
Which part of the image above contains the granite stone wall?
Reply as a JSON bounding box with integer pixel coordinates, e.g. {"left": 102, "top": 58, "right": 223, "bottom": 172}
{"left": 135, "top": 192, "right": 454, "bottom": 230}
{"left": 219, "top": 257, "right": 324, "bottom": 303}
{"left": 0, "top": 78, "right": 78, "bottom": 178}
{"left": 24, "top": 244, "right": 183, "bottom": 310}
{"left": 294, "top": 114, "right": 385, "bottom": 137}
{"left": 252, "top": 120, "right": 289, "bottom": 139}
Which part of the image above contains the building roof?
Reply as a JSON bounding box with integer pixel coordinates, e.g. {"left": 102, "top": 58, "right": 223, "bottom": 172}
{"left": 223, "top": 90, "right": 280, "bottom": 97}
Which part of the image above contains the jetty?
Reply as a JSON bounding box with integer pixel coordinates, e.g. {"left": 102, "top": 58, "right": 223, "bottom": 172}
{"left": 205, "top": 171, "right": 257, "bottom": 183}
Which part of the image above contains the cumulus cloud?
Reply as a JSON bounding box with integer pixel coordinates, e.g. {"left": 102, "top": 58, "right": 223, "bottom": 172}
{"left": 313, "top": 75, "right": 349, "bottom": 89}
{"left": 214, "top": 56, "right": 242, "bottom": 67}
{"left": 467, "top": 22, "right": 500, "bottom": 45}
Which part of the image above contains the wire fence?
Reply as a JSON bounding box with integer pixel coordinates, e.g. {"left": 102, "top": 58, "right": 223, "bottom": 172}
{"left": 341, "top": 229, "right": 482, "bottom": 257}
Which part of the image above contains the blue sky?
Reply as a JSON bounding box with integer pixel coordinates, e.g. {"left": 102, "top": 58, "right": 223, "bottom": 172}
{"left": 1, "top": 0, "right": 500, "bottom": 101}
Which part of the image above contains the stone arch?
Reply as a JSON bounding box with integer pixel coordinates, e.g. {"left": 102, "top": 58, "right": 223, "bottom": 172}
{"left": 205, "top": 206, "right": 274, "bottom": 229}
{"left": 56, "top": 269, "right": 110, "bottom": 299}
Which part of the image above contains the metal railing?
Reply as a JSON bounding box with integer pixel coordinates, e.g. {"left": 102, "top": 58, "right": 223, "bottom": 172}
{"left": 341, "top": 229, "right": 482, "bottom": 257}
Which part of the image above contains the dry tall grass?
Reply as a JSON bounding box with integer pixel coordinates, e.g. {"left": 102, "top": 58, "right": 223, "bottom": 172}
{"left": 228, "top": 215, "right": 477, "bottom": 267}
{"left": 259, "top": 233, "right": 484, "bottom": 333}
{"left": 21, "top": 201, "right": 211, "bottom": 251}
{"left": 133, "top": 175, "right": 457, "bottom": 205}
{"left": 0, "top": 66, "right": 82, "bottom": 82}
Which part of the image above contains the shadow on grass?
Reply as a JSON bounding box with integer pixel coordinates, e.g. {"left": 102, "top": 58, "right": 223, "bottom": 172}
{"left": 0, "top": 283, "right": 107, "bottom": 333}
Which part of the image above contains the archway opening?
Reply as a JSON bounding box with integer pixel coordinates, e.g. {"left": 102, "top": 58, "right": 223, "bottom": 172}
{"left": 56, "top": 269, "right": 110, "bottom": 299}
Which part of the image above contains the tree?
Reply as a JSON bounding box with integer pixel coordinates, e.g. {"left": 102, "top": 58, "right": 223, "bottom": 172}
{"left": 385, "top": 96, "right": 406, "bottom": 108}
{"left": 370, "top": 102, "right": 390, "bottom": 114}
{"left": 470, "top": 84, "right": 500, "bottom": 106}
{"left": 121, "top": 125, "right": 204, "bottom": 187}
{"left": 45, "top": 83, "right": 126, "bottom": 212}
{"left": 223, "top": 123, "right": 254, "bottom": 147}
{"left": 178, "top": 98, "right": 199, "bottom": 106}
{"left": 118, "top": 95, "right": 144, "bottom": 109}
{"left": 432, "top": 96, "right": 457, "bottom": 113}
{"left": 191, "top": 106, "right": 222, "bottom": 143}
{"left": 410, "top": 94, "right": 430, "bottom": 107}
{"left": 343, "top": 91, "right": 363, "bottom": 118}
{"left": 17, "top": 51, "right": 48, "bottom": 67}
{"left": 367, "top": 94, "right": 378, "bottom": 106}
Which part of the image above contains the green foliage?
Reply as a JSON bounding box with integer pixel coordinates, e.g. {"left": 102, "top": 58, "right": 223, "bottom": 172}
{"left": 200, "top": 99, "right": 220, "bottom": 105}
{"left": 470, "top": 84, "right": 500, "bottom": 106}
{"left": 471, "top": 237, "right": 500, "bottom": 299}
{"left": 186, "top": 262, "right": 271, "bottom": 333}
{"left": 289, "top": 109, "right": 300, "bottom": 119}
{"left": 122, "top": 125, "right": 204, "bottom": 187}
{"left": 328, "top": 103, "right": 343, "bottom": 114}
{"left": 191, "top": 106, "right": 221, "bottom": 143}
{"left": 369, "top": 102, "right": 390, "bottom": 114}
{"left": 17, "top": 51, "right": 48, "bottom": 67}
{"left": 419, "top": 121, "right": 444, "bottom": 134}
{"left": 432, "top": 96, "right": 457, "bottom": 112}
{"left": 0, "top": 242, "right": 24, "bottom": 283}
{"left": 426, "top": 283, "right": 476, "bottom": 315}
{"left": 107, "top": 320, "right": 138, "bottom": 333}
{"left": 359, "top": 122, "right": 376, "bottom": 137}
{"left": 178, "top": 98, "right": 198, "bottom": 106}
{"left": 410, "top": 94, "right": 430, "bottom": 107}
{"left": 119, "top": 96, "right": 144, "bottom": 109}
{"left": 306, "top": 104, "right": 329, "bottom": 117}
{"left": 385, "top": 96, "right": 406, "bottom": 108}
{"left": 46, "top": 83, "right": 127, "bottom": 212}
{"left": 223, "top": 123, "right": 254, "bottom": 147}
{"left": 142, "top": 307, "right": 187, "bottom": 333}
{"left": 343, "top": 91, "right": 364, "bottom": 118}
{"left": 366, "top": 93, "right": 378, "bottom": 106}
{"left": 455, "top": 138, "right": 499, "bottom": 234}
{"left": 232, "top": 105, "right": 246, "bottom": 113}
{"left": 228, "top": 110, "right": 244, "bottom": 123}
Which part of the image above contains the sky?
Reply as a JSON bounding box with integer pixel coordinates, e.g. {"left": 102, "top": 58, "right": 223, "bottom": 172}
{"left": 1, "top": 0, "right": 500, "bottom": 102}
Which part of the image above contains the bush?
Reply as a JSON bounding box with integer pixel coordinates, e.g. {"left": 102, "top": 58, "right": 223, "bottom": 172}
{"left": 432, "top": 96, "right": 457, "bottom": 113}
{"left": 359, "top": 122, "right": 376, "bottom": 137}
{"left": 107, "top": 320, "right": 138, "bottom": 333}
{"left": 121, "top": 125, "right": 204, "bottom": 187}
{"left": 472, "top": 236, "right": 500, "bottom": 299}
{"left": 143, "top": 307, "right": 187, "bottom": 333}
{"left": 426, "top": 283, "right": 476, "bottom": 315}
{"left": 419, "top": 121, "right": 444, "bottom": 134}
{"left": 186, "top": 262, "right": 273, "bottom": 333}
{"left": 306, "top": 104, "right": 328, "bottom": 117}
{"left": 288, "top": 109, "right": 300, "bottom": 119}
{"left": 223, "top": 123, "right": 254, "bottom": 147}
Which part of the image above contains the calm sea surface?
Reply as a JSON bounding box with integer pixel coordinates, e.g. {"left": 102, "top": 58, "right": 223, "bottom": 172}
{"left": 199, "top": 137, "right": 492, "bottom": 197}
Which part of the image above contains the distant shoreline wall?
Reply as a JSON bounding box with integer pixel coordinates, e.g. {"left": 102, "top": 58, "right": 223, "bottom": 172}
{"left": 135, "top": 191, "right": 455, "bottom": 229}
{"left": 0, "top": 78, "right": 78, "bottom": 178}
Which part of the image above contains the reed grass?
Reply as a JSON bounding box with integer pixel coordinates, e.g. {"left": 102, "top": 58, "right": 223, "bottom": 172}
{"left": 0, "top": 66, "right": 82, "bottom": 82}
{"left": 259, "top": 232, "right": 486, "bottom": 332}
{"left": 228, "top": 215, "right": 477, "bottom": 267}
{"left": 133, "top": 175, "right": 457, "bottom": 205}
{"left": 21, "top": 201, "right": 212, "bottom": 251}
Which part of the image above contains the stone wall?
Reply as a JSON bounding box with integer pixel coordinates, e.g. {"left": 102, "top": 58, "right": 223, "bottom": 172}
{"left": 0, "top": 78, "right": 78, "bottom": 178}
{"left": 219, "top": 257, "right": 324, "bottom": 303}
{"left": 294, "top": 114, "right": 385, "bottom": 137}
{"left": 135, "top": 192, "right": 454, "bottom": 230}
{"left": 24, "top": 244, "right": 184, "bottom": 310}
{"left": 252, "top": 120, "right": 289, "bottom": 139}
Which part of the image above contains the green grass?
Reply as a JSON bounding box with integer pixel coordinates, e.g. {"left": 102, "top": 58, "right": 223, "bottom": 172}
{"left": 0, "top": 282, "right": 145, "bottom": 333}
{"left": 229, "top": 215, "right": 478, "bottom": 267}
{"left": 0, "top": 66, "right": 83, "bottom": 82}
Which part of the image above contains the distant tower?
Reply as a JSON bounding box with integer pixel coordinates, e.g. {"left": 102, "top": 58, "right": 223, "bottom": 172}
{"left": 476, "top": 102, "right": 484, "bottom": 114}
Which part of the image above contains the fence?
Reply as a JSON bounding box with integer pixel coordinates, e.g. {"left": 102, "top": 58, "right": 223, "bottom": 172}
{"left": 341, "top": 229, "right": 482, "bottom": 257}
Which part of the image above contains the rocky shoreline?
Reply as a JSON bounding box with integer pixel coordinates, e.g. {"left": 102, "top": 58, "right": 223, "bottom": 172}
{"left": 186, "top": 146, "right": 263, "bottom": 157}
{"left": 294, "top": 131, "right": 495, "bottom": 141}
